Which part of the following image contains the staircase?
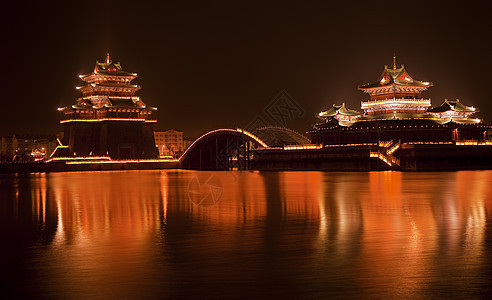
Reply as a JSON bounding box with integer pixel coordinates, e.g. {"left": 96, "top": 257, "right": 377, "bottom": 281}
{"left": 370, "top": 140, "right": 401, "bottom": 168}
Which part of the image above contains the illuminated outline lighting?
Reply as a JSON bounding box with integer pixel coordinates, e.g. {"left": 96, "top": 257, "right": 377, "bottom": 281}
{"left": 456, "top": 140, "right": 492, "bottom": 146}
{"left": 370, "top": 151, "right": 392, "bottom": 166}
{"left": 283, "top": 144, "right": 322, "bottom": 150}
{"left": 60, "top": 118, "right": 157, "bottom": 123}
{"left": 179, "top": 128, "right": 268, "bottom": 161}
{"left": 65, "top": 158, "right": 179, "bottom": 164}
{"left": 46, "top": 156, "right": 179, "bottom": 164}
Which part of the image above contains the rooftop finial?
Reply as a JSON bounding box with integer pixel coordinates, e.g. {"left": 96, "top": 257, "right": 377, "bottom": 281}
{"left": 106, "top": 53, "right": 111, "bottom": 64}
{"left": 393, "top": 53, "right": 397, "bottom": 70}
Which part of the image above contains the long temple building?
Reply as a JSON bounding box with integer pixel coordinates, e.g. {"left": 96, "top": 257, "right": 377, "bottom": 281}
{"left": 248, "top": 57, "right": 492, "bottom": 171}
{"left": 308, "top": 57, "right": 490, "bottom": 145}
{"left": 54, "top": 54, "right": 158, "bottom": 159}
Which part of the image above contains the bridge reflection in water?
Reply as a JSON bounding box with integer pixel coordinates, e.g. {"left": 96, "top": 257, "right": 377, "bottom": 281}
{"left": 4, "top": 170, "right": 492, "bottom": 298}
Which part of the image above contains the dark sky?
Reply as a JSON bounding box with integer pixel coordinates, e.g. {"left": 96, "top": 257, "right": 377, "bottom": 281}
{"left": 2, "top": 1, "right": 491, "bottom": 138}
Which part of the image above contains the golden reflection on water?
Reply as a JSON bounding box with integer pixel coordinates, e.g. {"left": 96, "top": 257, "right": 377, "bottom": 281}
{"left": 24, "top": 170, "right": 492, "bottom": 298}
{"left": 28, "top": 171, "right": 168, "bottom": 298}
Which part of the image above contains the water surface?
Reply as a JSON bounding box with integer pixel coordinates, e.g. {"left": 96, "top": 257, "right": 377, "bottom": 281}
{"left": 1, "top": 170, "right": 491, "bottom": 298}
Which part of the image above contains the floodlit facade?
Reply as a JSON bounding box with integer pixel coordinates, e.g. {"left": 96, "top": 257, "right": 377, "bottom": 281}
{"left": 308, "top": 57, "right": 490, "bottom": 145}
{"left": 55, "top": 54, "right": 158, "bottom": 159}
{"left": 154, "top": 129, "right": 184, "bottom": 158}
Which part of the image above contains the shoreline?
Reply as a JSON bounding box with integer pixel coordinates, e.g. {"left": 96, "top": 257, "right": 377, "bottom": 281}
{"left": 3, "top": 142, "right": 492, "bottom": 173}
{"left": 0, "top": 160, "right": 180, "bottom": 173}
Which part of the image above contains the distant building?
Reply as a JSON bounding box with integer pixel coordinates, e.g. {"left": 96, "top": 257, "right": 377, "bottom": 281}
{"left": 0, "top": 136, "right": 15, "bottom": 161}
{"left": 154, "top": 129, "right": 184, "bottom": 158}
{"left": 55, "top": 54, "right": 158, "bottom": 160}
{"left": 1, "top": 134, "right": 57, "bottom": 162}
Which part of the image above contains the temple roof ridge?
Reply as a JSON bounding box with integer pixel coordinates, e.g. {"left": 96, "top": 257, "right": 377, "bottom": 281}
{"left": 78, "top": 55, "right": 138, "bottom": 81}
{"left": 318, "top": 102, "right": 362, "bottom": 118}
{"left": 75, "top": 54, "right": 136, "bottom": 78}
{"left": 94, "top": 59, "right": 125, "bottom": 73}
{"left": 359, "top": 62, "right": 432, "bottom": 90}
{"left": 427, "top": 99, "right": 478, "bottom": 113}
{"left": 383, "top": 64, "right": 405, "bottom": 79}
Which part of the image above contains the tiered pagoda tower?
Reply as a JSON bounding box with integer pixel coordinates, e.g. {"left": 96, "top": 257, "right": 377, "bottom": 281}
{"left": 57, "top": 54, "right": 158, "bottom": 159}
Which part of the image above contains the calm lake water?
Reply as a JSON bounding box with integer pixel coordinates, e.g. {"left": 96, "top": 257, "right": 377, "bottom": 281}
{"left": 1, "top": 170, "right": 492, "bottom": 299}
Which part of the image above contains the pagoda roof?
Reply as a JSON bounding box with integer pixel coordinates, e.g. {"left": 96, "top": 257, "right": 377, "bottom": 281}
{"left": 71, "top": 98, "right": 93, "bottom": 109}
{"left": 318, "top": 103, "right": 361, "bottom": 118}
{"left": 79, "top": 53, "right": 137, "bottom": 78}
{"left": 427, "top": 99, "right": 478, "bottom": 113}
{"left": 359, "top": 64, "right": 432, "bottom": 90}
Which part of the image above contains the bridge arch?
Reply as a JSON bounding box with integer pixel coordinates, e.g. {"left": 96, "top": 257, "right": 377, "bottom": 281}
{"left": 179, "top": 128, "right": 268, "bottom": 170}
{"left": 251, "top": 126, "right": 310, "bottom": 147}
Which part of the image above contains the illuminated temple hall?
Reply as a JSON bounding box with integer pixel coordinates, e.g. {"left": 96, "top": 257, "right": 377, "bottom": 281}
{"left": 308, "top": 58, "right": 490, "bottom": 145}
{"left": 55, "top": 54, "right": 158, "bottom": 159}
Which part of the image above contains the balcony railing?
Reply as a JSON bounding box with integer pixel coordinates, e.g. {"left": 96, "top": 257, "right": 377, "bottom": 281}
{"left": 361, "top": 98, "right": 431, "bottom": 109}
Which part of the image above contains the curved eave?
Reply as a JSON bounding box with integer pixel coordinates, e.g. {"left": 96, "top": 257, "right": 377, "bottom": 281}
{"left": 428, "top": 102, "right": 478, "bottom": 113}
{"left": 76, "top": 85, "right": 90, "bottom": 91}
{"left": 446, "top": 118, "right": 482, "bottom": 125}
{"left": 339, "top": 110, "right": 362, "bottom": 116}
{"left": 455, "top": 108, "right": 478, "bottom": 113}
{"left": 318, "top": 111, "right": 337, "bottom": 118}
{"left": 94, "top": 70, "right": 136, "bottom": 76}
{"left": 79, "top": 73, "right": 138, "bottom": 83}
{"left": 358, "top": 82, "right": 432, "bottom": 90}
{"left": 339, "top": 120, "right": 359, "bottom": 127}
{"left": 395, "top": 80, "right": 433, "bottom": 87}
{"left": 453, "top": 104, "right": 477, "bottom": 113}
{"left": 318, "top": 112, "right": 361, "bottom": 120}
{"left": 431, "top": 108, "right": 478, "bottom": 113}
{"left": 318, "top": 104, "right": 361, "bottom": 118}
{"left": 79, "top": 73, "right": 93, "bottom": 80}
{"left": 71, "top": 104, "right": 93, "bottom": 109}
{"left": 80, "top": 68, "right": 137, "bottom": 77}
{"left": 76, "top": 84, "right": 141, "bottom": 91}
{"left": 358, "top": 83, "right": 392, "bottom": 90}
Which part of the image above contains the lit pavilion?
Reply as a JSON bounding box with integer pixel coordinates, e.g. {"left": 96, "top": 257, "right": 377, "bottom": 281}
{"left": 54, "top": 54, "right": 158, "bottom": 159}
{"left": 358, "top": 57, "right": 432, "bottom": 115}
{"left": 309, "top": 57, "right": 489, "bottom": 145}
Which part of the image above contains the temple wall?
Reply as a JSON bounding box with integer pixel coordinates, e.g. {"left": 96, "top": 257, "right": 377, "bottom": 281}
{"left": 309, "top": 125, "right": 486, "bottom": 145}
{"left": 63, "top": 121, "right": 158, "bottom": 159}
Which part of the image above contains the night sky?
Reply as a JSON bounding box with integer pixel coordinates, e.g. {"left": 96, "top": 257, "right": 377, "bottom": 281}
{"left": 2, "top": 1, "right": 491, "bottom": 138}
